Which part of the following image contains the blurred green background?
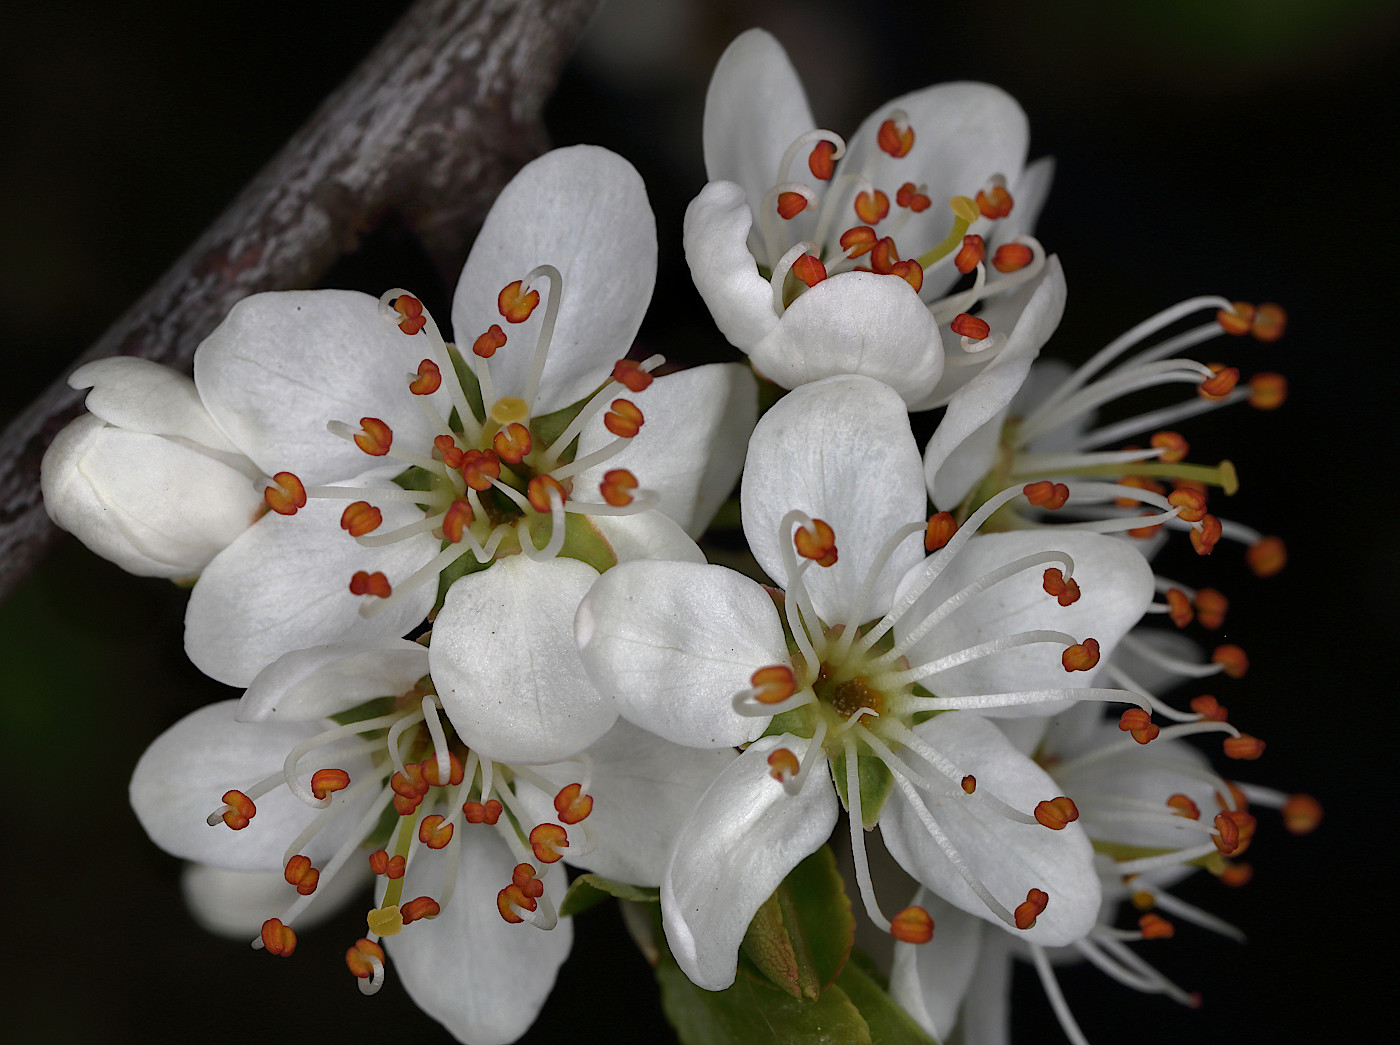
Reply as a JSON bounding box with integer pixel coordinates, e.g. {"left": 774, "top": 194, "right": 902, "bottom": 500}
{"left": 2, "top": 1, "right": 1395, "bottom": 1042}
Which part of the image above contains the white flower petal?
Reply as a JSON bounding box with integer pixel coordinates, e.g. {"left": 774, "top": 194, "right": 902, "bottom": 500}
{"left": 958, "top": 931, "right": 1014, "bottom": 1045}
{"left": 181, "top": 859, "right": 371, "bottom": 938}
{"left": 922, "top": 257, "right": 1067, "bottom": 507}
{"left": 896, "top": 530, "right": 1154, "bottom": 712}
{"left": 573, "top": 363, "right": 757, "bottom": 535}
{"left": 683, "top": 180, "right": 781, "bottom": 351}
{"left": 451, "top": 145, "right": 657, "bottom": 414}
{"left": 41, "top": 415, "right": 264, "bottom": 578}
{"left": 514, "top": 718, "right": 737, "bottom": 887}
{"left": 194, "top": 290, "right": 441, "bottom": 486}
{"left": 184, "top": 497, "right": 438, "bottom": 687}
{"left": 879, "top": 712, "right": 1099, "bottom": 946}
{"left": 889, "top": 891, "right": 985, "bottom": 1041}
{"left": 590, "top": 509, "right": 706, "bottom": 565}
{"left": 71, "top": 356, "right": 238, "bottom": 451}
{"left": 129, "top": 701, "right": 374, "bottom": 871}
{"left": 747, "top": 272, "right": 945, "bottom": 404}
{"left": 662, "top": 735, "right": 839, "bottom": 991}
{"left": 431, "top": 555, "right": 614, "bottom": 765}
{"left": 701, "top": 29, "right": 815, "bottom": 219}
{"left": 237, "top": 638, "right": 430, "bottom": 723}
{"left": 388, "top": 828, "right": 572, "bottom": 1045}
{"left": 741, "top": 376, "right": 926, "bottom": 625}
{"left": 574, "top": 560, "right": 784, "bottom": 748}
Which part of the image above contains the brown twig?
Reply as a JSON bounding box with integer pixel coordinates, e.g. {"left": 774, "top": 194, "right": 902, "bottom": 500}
{"left": 0, "top": 0, "right": 598, "bottom": 604}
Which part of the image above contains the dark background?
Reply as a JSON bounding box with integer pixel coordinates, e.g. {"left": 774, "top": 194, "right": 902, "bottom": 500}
{"left": 2, "top": 1, "right": 1395, "bottom": 1042}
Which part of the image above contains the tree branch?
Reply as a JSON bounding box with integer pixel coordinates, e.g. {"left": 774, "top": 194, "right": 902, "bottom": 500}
{"left": 0, "top": 0, "right": 598, "bottom": 603}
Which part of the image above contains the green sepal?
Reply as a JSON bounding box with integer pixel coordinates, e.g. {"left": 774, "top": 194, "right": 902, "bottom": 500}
{"left": 830, "top": 748, "right": 895, "bottom": 828}
{"left": 760, "top": 706, "right": 814, "bottom": 741}
{"left": 835, "top": 959, "right": 940, "bottom": 1045}
{"left": 557, "top": 873, "right": 660, "bottom": 918}
{"left": 530, "top": 395, "right": 590, "bottom": 462}
{"left": 445, "top": 343, "right": 485, "bottom": 424}
{"left": 542, "top": 511, "right": 619, "bottom": 574}
{"left": 739, "top": 845, "right": 855, "bottom": 1000}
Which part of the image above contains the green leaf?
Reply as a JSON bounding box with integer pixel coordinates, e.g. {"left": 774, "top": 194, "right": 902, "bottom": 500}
{"left": 830, "top": 748, "right": 895, "bottom": 828}
{"left": 658, "top": 954, "right": 873, "bottom": 1045}
{"left": 740, "top": 846, "right": 854, "bottom": 1000}
{"left": 836, "top": 959, "right": 940, "bottom": 1045}
{"left": 557, "top": 873, "right": 659, "bottom": 918}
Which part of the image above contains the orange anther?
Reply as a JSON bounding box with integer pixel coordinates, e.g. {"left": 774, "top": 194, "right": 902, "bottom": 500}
{"left": 976, "top": 185, "right": 1014, "bottom": 219}
{"left": 767, "top": 747, "right": 800, "bottom": 781}
{"left": 1217, "top": 781, "right": 1249, "bottom": 813}
{"left": 895, "top": 182, "right": 932, "bottom": 212}
{"left": 1246, "top": 535, "right": 1287, "bottom": 577}
{"left": 603, "top": 398, "right": 644, "bottom": 438}
{"left": 991, "top": 243, "right": 1034, "bottom": 273}
{"left": 1219, "top": 862, "right": 1254, "bottom": 888}
{"left": 870, "top": 236, "right": 900, "bottom": 274}
{"left": 349, "top": 571, "right": 392, "bottom": 598}
{"left": 263, "top": 472, "right": 307, "bottom": 516}
{"left": 260, "top": 918, "right": 297, "bottom": 957}
{"left": 1249, "top": 372, "right": 1287, "bottom": 410}
{"left": 345, "top": 938, "right": 385, "bottom": 979}
{"left": 961, "top": 775, "right": 977, "bottom": 794}
{"left": 421, "top": 751, "right": 465, "bottom": 787}
{"left": 751, "top": 664, "right": 797, "bottom": 705}
{"left": 460, "top": 448, "right": 501, "bottom": 490}
{"left": 1014, "top": 888, "right": 1049, "bottom": 930}
{"left": 1198, "top": 364, "right": 1240, "bottom": 400}
{"left": 1167, "top": 793, "right": 1201, "bottom": 819}
{"left": 1118, "top": 708, "right": 1160, "bottom": 744}
{"left": 1023, "top": 480, "right": 1070, "bottom": 510}
{"left": 839, "top": 225, "right": 877, "bottom": 258}
{"left": 1127, "top": 512, "right": 1164, "bottom": 539}
{"left": 441, "top": 498, "right": 475, "bottom": 543}
{"left": 1282, "top": 794, "right": 1323, "bottom": 836}
{"left": 284, "top": 854, "right": 320, "bottom": 896}
{"left": 418, "top": 814, "right": 454, "bottom": 850}
{"left": 463, "top": 799, "right": 503, "bottom": 825}
{"left": 1251, "top": 303, "right": 1287, "bottom": 342}
{"left": 1129, "top": 890, "right": 1155, "bottom": 911}
{"left": 1190, "top": 514, "right": 1223, "bottom": 555}
{"left": 1115, "top": 474, "right": 1166, "bottom": 508}
{"left": 311, "top": 767, "right": 351, "bottom": 800}
{"left": 1217, "top": 302, "right": 1255, "bottom": 336}
{"left": 924, "top": 512, "right": 957, "bottom": 551}
{"left": 493, "top": 421, "right": 532, "bottom": 464}
{"left": 410, "top": 358, "right": 442, "bottom": 396}
{"left": 1042, "top": 567, "right": 1081, "bottom": 607}
{"left": 890, "top": 905, "right": 935, "bottom": 944}
{"left": 386, "top": 855, "right": 406, "bottom": 878}
{"left": 1212, "top": 812, "right": 1239, "bottom": 855}
{"left": 435, "top": 433, "right": 464, "bottom": 469}
{"left": 1062, "top": 638, "right": 1101, "bottom": 672}
{"left": 1212, "top": 644, "right": 1249, "bottom": 678}
{"left": 498, "top": 281, "right": 540, "bottom": 324}
{"left": 512, "top": 863, "right": 545, "bottom": 898}
{"left": 1191, "top": 695, "right": 1228, "bottom": 721}
{"left": 1223, "top": 734, "right": 1266, "bottom": 761}
{"left": 554, "top": 783, "right": 593, "bottom": 825}
{"left": 526, "top": 474, "right": 568, "bottom": 514}
{"left": 220, "top": 789, "right": 256, "bottom": 830}
{"left": 877, "top": 117, "right": 914, "bottom": 157}
{"left": 791, "top": 253, "right": 828, "bottom": 288}
{"left": 354, "top": 417, "right": 393, "bottom": 457}
{"left": 950, "top": 313, "right": 991, "bottom": 341}
{"left": 1194, "top": 588, "right": 1228, "bottom": 630}
{"left": 612, "top": 358, "right": 654, "bottom": 393}
{"left": 368, "top": 849, "right": 390, "bottom": 875}
{"left": 393, "top": 294, "right": 426, "bottom": 335}
{"left": 340, "top": 501, "right": 382, "bottom": 537}
{"left": 599, "top": 468, "right": 639, "bottom": 507}
{"left": 794, "top": 518, "right": 838, "bottom": 566}
{"left": 809, "top": 140, "right": 836, "bottom": 180}
{"left": 1151, "top": 431, "right": 1189, "bottom": 463}
{"left": 889, "top": 258, "right": 924, "bottom": 292}
{"left": 529, "top": 823, "right": 569, "bottom": 864}
{"left": 401, "top": 896, "right": 441, "bottom": 924}
{"left": 1168, "top": 487, "right": 1208, "bottom": 523}
{"left": 854, "top": 189, "right": 890, "bottom": 225}
{"left": 1034, "top": 796, "right": 1080, "bottom": 830}
{"left": 1138, "top": 914, "right": 1175, "bottom": 940}
{"left": 954, "top": 234, "right": 985, "bottom": 274}
{"left": 390, "top": 762, "right": 429, "bottom": 800}
{"left": 776, "top": 191, "right": 808, "bottom": 219}
{"left": 497, "top": 884, "right": 536, "bottom": 924}
{"left": 473, "top": 324, "right": 507, "bottom": 358}
{"left": 1165, "top": 588, "right": 1193, "bottom": 628}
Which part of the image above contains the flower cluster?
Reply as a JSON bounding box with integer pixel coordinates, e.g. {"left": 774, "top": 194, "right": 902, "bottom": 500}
{"left": 39, "top": 27, "right": 1314, "bottom": 1045}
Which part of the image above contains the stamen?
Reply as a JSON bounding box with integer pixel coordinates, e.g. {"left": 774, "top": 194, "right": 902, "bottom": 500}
{"left": 1249, "top": 372, "right": 1287, "bottom": 409}
{"left": 1118, "top": 708, "right": 1160, "bottom": 744}
{"left": 493, "top": 422, "right": 532, "bottom": 464}
{"left": 1222, "top": 735, "right": 1265, "bottom": 760}
{"left": 844, "top": 737, "right": 891, "bottom": 932}
{"left": 1015, "top": 888, "right": 1049, "bottom": 930}
{"left": 924, "top": 512, "right": 957, "bottom": 551}
{"left": 392, "top": 294, "right": 427, "bottom": 335}
{"left": 498, "top": 281, "right": 540, "bottom": 324}
{"left": 1212, "top": 644, "right": 1249, "bottom": 678}
{"left": 218, "top": 789, "right": 256, "bottom": 829}
{"left": 976, "top": 180, "right": 1014, "bottom": 219}
{"left": 349, "top": 571, "right": 392, "bottom": 598}
{"left": 1062, "top": 639, "right": 1101, "bottom": 672}
{"left": 877, "top": 113, "right": 914, "bottom": 157}
{"left": 794, "top": 518, "right": 838, "bottom": 566}
{"left": 950, "top": 313, "right": 991, "bottom": 340}
{"left": 890, "top": 905, "right": 934, "bottom": 944}
{"left": 1198, "top": 364, "right": 1240, "bottom": 399}
{"left": 992, "top": 243, "right": 1034, "bottom": 272}
{"left": 263, "top": 472, "right": 307, "bottom": 516}
{"left": 284, "top": 854, "right": 320, "bottom": 895}
{"left": 603, "top": 399, "right": 644, "bottom": 438}
{"left": 1033, "top": 797, "right": 1080, "bottom": 830}
{"left": 954, "top": 234, "right": 985, "bottom": 274}
{"left": 791, "top": 253, "right": 828, "bottom": 287}
{"left": 340, "top": 501, "right": 383, "bottom": 537}
{"left": 409, "top": 359, "right": 442, "bottom": 396}
{"left": 1247, "top": 535, "right": 1287, "bottom": 577}
{"left": 767, "top": 747, "right": 800, "bottom": 782}
{"left": 554, "top": 783, "right": 593, "bottom": 824}
{"left": 751, "top": 665, "right": 797, "bottom": 704}
{"left": 346, "top": 938, "right": 386, "bottom": 989}
{"left": 259, "top": 918, "right": 297, "bottom": 957}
